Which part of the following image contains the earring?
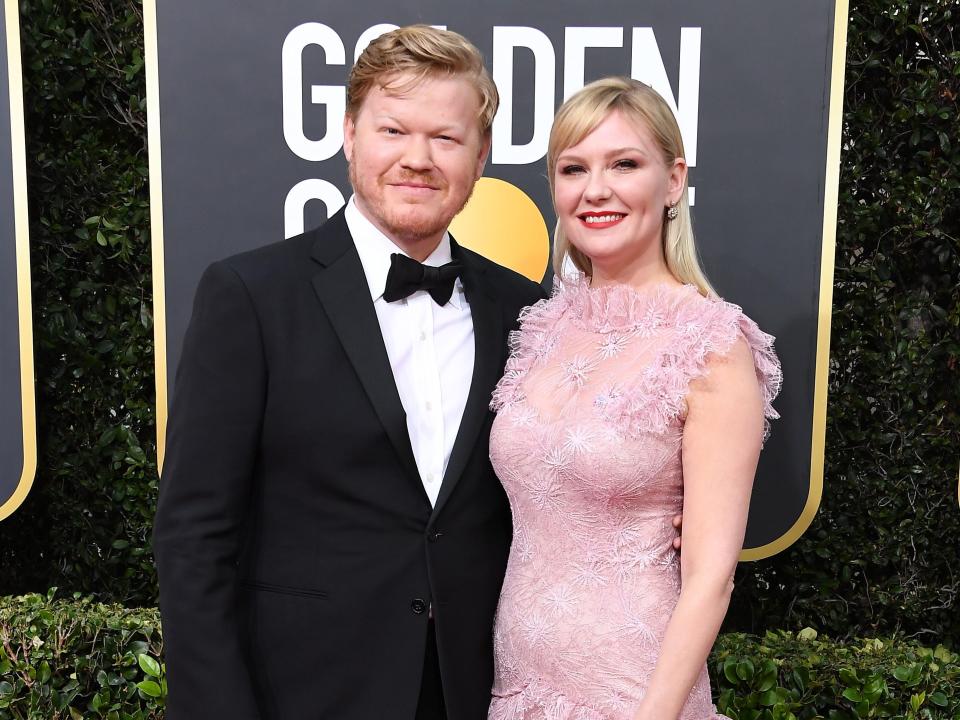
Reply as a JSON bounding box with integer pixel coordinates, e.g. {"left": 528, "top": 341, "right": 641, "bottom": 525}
{"left": 666, "top": 202, "right": 679, "bottom": 221}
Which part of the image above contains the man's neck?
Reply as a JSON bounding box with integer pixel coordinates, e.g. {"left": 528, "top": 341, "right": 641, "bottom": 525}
{"left": 389, "top": 234, "right": 444, "bottom": 263}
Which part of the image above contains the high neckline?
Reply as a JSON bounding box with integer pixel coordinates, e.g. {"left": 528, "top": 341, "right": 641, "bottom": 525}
{"left": 559, "top": 273, "right": 704, "bottom": 333}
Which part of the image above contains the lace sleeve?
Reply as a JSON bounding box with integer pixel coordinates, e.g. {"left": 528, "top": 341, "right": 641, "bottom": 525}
{"left": 606, "top": 297, "right": 782, "bottom": 440}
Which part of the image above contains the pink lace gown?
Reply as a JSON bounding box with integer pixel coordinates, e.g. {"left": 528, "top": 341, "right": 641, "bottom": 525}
{"left": 487, "top": 277, "right": 782, "bottom": 720}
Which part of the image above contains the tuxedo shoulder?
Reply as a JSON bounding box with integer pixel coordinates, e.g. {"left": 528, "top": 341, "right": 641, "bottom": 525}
{"left": 459, "top": 246, "right": 547, "bottom": 306}
{"left": 213, "top": 229, "right": 319, "bottom": 284}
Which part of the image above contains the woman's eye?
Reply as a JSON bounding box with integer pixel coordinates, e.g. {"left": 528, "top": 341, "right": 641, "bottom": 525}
{"left": 560, "top": 164, "right": 585, "bottom": 175}
{"left": 614, "top": 159, "right": 638, "bottom": 170}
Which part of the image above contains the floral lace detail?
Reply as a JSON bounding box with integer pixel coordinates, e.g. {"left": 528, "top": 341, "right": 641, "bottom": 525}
{"left": 491, "top": 289, "right": 568, "bottom": 411}
{"left": 491, "top": 275, "right": 782, "bottom": 442}
{"left": 489, "top": 678, "right": 728, "bottom": 720}
{"left": 487, "top": 275, "right": 778, "bottom": 720}
{"left": 600, "top": 291, "right": 783, "bottom": 441}
{"left": 489, "top": 679, "right": 614, "bottom": 720}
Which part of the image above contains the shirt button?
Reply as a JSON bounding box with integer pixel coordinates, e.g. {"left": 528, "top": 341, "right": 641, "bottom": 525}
{"left": 425, "top": 472, "right": 436, "bottom": 483}
{"left": 419, "top": 330, "right": 427, "bottom": 341}
{"left": 411, "top": 598, "right": 427, "bottom": 615}
{"left": 425, "top": 401, "right": 433, "bottom": 411}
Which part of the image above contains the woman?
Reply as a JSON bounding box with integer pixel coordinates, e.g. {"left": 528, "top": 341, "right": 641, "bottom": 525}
{"left": 487, "top": 77, "right": 782, "bottom": 720}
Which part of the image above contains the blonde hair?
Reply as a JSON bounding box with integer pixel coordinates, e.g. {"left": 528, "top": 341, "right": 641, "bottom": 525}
{"left": 548, "top": 77, "right": 715, "bottom": 296}
{"left": 347, "top": 25, "right": 499, "bottom": 136}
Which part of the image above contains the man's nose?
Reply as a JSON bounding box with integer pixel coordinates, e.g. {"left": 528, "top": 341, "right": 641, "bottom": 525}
{"left": 400, "top": 135, "right": 434, "bottom": 172}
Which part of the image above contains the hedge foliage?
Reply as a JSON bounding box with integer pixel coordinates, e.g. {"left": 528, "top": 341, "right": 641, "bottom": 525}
{"left": 0, "top": 594, "right": 163, "bottom": 720}
{"left": 2, "top": 595, "right": 959, "bottom": 720}
{"left": 0, "top": 0, "right": 957, "bottom": 648}
{"left": 0, "top": 1, "right": 157, "bottom": 603}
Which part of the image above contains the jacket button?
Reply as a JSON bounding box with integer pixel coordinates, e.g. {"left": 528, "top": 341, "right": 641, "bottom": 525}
{"left": 411, "top": 598, "right": 427, "bottom": 615}
{"left": 428, "top": 531, "right": 443, "bottom": 543}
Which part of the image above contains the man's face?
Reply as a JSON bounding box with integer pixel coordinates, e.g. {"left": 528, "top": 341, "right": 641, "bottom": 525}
{"left": 343, "top": 73, "right": 490, "bottom": 251}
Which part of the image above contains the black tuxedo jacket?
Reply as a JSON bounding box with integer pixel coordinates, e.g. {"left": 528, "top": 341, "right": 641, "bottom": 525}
{"left": 153, "top": 209, "right": 545, "bottom": 720}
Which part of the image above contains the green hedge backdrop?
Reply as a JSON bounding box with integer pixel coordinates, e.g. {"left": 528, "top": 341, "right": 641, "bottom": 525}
{"left": 0, "top": 0, "right": 957, "bottom": 659}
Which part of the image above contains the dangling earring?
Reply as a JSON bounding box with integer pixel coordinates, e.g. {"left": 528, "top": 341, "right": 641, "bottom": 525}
{"left": 666, "top": 201, "right": 679, "bottom": 221}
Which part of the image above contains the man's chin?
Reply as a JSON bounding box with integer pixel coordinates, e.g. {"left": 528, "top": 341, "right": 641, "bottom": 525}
{"left": 384, "top": 210, "right": 453, "bottom": 242}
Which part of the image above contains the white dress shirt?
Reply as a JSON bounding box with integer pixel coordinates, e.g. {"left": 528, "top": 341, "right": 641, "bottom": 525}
{"left": 345, "top": 196, "right": 475, "bottom": 506}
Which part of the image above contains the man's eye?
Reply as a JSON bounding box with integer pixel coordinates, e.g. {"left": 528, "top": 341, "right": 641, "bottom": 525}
{"left": 382, "top": 127, "right": 401, "bottom": 135}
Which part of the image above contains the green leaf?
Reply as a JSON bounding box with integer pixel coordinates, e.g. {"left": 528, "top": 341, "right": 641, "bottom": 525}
{"left": 724, "top": 658, "right": 741, "bottom": 684}
{"left": 135, "top": 680, "right": 162, "bottom": 698}
{"left": 758, "top": 689, "right": 780, "bottom": 707}
{"left": 839, "top": 667, "right": 860, "bottom": 685}
{"left": 137, "top": 654, "right": 161, "bottom": 678}
{"left": 756, "top": 670, "right": 777, "bottom": 693}
{"left": 842, "top": 688, "right": 862, "bottom": 703}
{"left": 892, "top": 666, "right": 912, "bottom": 682}
{"left": 910, "top": 692, "right": 924, "bottom": 712}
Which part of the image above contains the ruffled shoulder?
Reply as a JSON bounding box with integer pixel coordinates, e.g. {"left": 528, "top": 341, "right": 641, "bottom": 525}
{"left": 490, "top": 283, "right": 571, "bottom": 412}
{"left": 607, "top": 291, "right": 782, "bottom": 440}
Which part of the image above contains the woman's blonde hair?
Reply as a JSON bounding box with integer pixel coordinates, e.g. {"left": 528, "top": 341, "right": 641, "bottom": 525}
{"left": 548, "top": 77, "right": 715, "bottom": 296}
{"left": 347, "top": 25, "right": 499, "bottom": 136}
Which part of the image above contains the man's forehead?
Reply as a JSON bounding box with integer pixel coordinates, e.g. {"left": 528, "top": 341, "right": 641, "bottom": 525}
{"left": 357, "top": 74, "right": 484, "bottom": 127}
{"left": 373, "top": 70, "right": 477, "bottom": 100}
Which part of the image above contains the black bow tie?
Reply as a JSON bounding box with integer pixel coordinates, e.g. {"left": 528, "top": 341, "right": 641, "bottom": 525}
{"left": 383, "top": 253, "right": 463, "bottom": 306}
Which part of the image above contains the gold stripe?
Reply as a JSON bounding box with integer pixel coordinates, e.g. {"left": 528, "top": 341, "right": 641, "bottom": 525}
{"left": 0, "top": 0, "right": 36, "bottom": 520}
{"left": 740, "top": 0, "right": 849, "bottom": 560}
{"left": 143, "top": 0, "right": 168, "bottom": 473}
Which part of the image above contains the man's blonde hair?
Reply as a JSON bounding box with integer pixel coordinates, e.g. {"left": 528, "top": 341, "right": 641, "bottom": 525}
{"left": 548, "top": 77, "right": 715, "bottom": 296}
{"left": 347, "top": 25, "right": 499, "bottom": 135}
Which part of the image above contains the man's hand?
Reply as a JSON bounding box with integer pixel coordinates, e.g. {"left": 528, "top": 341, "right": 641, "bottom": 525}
{"left": 672, "top": 513, "right": 683, "bottom": 551}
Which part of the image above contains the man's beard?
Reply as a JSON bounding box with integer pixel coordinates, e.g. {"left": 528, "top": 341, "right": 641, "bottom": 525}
{"left": 349, "top": 163, "right": 475, "bottom": 243}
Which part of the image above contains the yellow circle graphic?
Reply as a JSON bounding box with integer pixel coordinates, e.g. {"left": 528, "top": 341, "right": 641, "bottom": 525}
{"left": 450, "top": 177, "right": 550, "bottom": 283}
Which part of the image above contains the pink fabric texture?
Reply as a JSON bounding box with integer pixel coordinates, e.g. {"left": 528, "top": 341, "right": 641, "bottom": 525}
{"left": 487, "top": 277, "right": 781, "bottom": 720}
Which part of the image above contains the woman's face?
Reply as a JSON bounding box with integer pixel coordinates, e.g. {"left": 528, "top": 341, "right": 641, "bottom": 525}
{"left": 553, "top": 110, "right": 685, "bottom": 279}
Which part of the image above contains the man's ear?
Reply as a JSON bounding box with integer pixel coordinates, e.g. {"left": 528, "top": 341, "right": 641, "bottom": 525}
{"left": 475, "top": 133, "right": 492, "bottom": 180}
{"left": 343, "top": 113, "right": 356, "bottom": 162}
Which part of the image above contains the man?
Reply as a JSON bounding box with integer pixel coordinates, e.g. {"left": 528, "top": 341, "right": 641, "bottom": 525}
{"left": 153, "top": 25, "right": 545, "bottom": 720}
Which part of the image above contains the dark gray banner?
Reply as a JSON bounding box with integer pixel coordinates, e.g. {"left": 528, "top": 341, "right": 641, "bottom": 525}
{"left": 147, "top": 0, "right": 847, "bottom": 555}
{"left": 1, "top": 0, "right": 34, "bottom": 521}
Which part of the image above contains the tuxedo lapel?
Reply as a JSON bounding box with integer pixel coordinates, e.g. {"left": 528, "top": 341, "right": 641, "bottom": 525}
{"left": 309, "top": 212, "right": 422, "bottom": 492}
{"left": 431, "top": 240, "right": 504, "bottom": 519}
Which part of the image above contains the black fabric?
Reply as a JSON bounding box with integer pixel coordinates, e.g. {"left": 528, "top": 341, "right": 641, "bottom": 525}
{"left": 383, "top": 252, "right": 464, "bottom": 305}
{"left": 153, "top": 208, "right": 546, "bottom": 720}
{"left": 415, "top": 620, "right": 447, "bottom": 720}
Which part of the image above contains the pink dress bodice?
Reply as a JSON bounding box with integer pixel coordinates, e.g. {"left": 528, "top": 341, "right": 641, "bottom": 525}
{"left": 487, "top": 278, "right": 781, "bottom": 720}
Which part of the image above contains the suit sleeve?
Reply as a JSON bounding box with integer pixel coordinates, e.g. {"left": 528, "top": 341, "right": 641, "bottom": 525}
{"left": 153, "top": 261, "right": 266, "bottom": 719}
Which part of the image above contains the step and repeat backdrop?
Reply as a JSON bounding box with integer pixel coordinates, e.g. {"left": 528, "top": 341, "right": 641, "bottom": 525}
{"left": 143, "top": 0, "right": 847, "bottom": 557}
{"left": 0, "top": 0, "right": 34, "bottom": 521}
